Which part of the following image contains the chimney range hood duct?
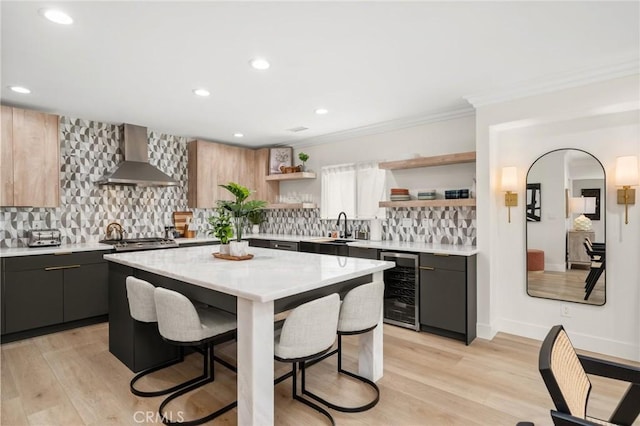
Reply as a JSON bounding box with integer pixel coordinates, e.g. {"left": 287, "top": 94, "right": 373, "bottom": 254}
{"left": 96, "top": 124, "right": 178, "bottom": 187}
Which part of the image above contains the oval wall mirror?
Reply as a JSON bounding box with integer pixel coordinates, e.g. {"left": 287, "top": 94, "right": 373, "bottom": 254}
{"left": 526, "top": 149, "right": 606, "bottom": 305}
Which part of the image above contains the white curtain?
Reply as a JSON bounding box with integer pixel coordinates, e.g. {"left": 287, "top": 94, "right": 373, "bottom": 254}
{"left": 356, "top": 162, "right": 387, "bottom": 219}
{"left": 321, "top": 163, "right": 356, "bottom": 219}
{"left": 321, "top": 162, "right": 387, "bottom": 220}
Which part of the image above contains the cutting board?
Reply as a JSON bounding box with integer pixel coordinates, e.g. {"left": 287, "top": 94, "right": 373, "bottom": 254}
{"left": 173, "top": 211, "right": 193, "bottom": 237}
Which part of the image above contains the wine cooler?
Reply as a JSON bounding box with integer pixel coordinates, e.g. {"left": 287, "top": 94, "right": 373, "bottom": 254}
{"left": 380, "top": 251, "right": 419, "bottom": 330}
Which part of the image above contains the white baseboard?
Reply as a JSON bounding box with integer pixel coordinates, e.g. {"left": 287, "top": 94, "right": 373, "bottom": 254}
{"left": 546, "top": 263, "right": 566, "bottom": 272}
{"left": 476, "top": 322, "right": 498, "bottom": 340}
{"left": 497, "top": 318, "right": 639, "bottom": 361}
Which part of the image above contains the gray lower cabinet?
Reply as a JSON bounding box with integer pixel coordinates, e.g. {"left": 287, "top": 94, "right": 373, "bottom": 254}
{"left": 1, "top": 250, "right": 110, "bottom": 338}
{"left": 64, "top": 263, "right": 108, "bottom": 322}
{"left": 348, "top": 246, "right": 379, "bottom": 259}
{"left": 5, "top": 269, "right": 64, "bottom": 333}
{"left": 419, "top": 253, "right": 476, "bottom": 345}
{"left": 249, "top": 238, "right": 299, "bottom": 251}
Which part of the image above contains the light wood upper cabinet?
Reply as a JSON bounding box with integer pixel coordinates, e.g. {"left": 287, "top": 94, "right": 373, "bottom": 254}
{"left": 1, "top": 106, "right": 59, "bottom": 207}
{"left": 188, "top": 140, "right": 263, "bottom": 208}
{"left": 253, "top": 148, "right": 277, "bottom": 204}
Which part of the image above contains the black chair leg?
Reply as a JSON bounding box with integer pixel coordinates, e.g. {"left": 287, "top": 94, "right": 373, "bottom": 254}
{"left": 584, "top": 264, "right": 604, "bottom": 301}
{"left": 158, "top": 344, "right": 237, "bottom": 426}
{"left": 131, "top": 347, "right": 209, "bottom": 397}
{"left": 302, "top": 335, "right": 380, "bottom": 413}
{"left": 291, "top": 362, "right": 336, "bottom": 426}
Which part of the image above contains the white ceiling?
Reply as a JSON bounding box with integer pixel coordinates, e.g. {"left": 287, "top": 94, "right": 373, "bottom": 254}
{"left": 2, "top": 1, "right": 638, "bottom": 147}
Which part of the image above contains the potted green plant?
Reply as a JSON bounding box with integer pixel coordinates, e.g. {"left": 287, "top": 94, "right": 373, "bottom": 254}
{"left": 298, "top": 151, "right": 309, "bottom": 172}
{"left": 247, "top": 209, "right": 266, "bottom": 234}
{"left": 218, "top": 182, "right": 267, "bottom": 257}
{"left": 207, "top": 206, "right": 233, "bottom": 254}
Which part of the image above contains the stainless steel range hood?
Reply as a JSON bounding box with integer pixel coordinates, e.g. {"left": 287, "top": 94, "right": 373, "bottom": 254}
{"left": 96, "top": 124, "right": 178, "bottom": 186}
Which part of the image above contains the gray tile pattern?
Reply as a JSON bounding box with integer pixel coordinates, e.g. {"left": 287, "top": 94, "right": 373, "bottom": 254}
{"left": 0, "top": 116, "right": 476, "bottom": 247}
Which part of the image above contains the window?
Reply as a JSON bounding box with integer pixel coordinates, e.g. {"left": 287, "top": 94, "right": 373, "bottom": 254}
{"left": 321, "top": 162, "right": 386, "bottom": 219}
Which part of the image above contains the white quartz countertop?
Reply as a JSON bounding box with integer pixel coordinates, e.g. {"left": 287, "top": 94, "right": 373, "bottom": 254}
{"left": 174, "top": 237, "right": 220, "bottom": 244}
{"left": 249, "top": 233, "right": 478, "bottom": 256}
{"left": 0, "top": 243, "right": 114, "bottom": 258}
{"left": 104, "top": 245, "right": 395, "bottom": 303}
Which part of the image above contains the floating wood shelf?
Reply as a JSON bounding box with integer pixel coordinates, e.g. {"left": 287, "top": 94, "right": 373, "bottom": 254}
{"left": 265, "top": 203, "right": 317, "bottom": 209}
{"left": 379, "top": 199, "right": 476, "bottom": 208}
{"left": 379, "top": 151, "right": 476, "bottom": 170}
{"left": 265, "top": 172, "right": 316, "bottom": 181}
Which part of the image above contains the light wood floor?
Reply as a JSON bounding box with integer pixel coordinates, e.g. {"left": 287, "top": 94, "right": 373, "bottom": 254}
{"left": 2, "top": 322, "right": 637, "bottom": 425}
{"left": 527, "top": 268, "right": 605, "bottom": 305}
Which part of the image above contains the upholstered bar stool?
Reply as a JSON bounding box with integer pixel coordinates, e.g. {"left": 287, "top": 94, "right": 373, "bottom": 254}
{"left": 126, "top": 277, "right": 208, "bottom": 397}
{"left": 303, "top": 280, "right": 384, "bottom": 412}
{"left": 154, "top": 287, "right": 237, "bottom": 426}
{"left": 274, "top": 293, "right": 341, "bottom": 426}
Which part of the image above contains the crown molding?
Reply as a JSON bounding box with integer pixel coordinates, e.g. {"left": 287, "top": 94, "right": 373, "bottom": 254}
{"left": 464, "top": 57, "right": 640, "bottom": 108}
{"left": 280, "top": 107, "right": 475, "bottom": 148}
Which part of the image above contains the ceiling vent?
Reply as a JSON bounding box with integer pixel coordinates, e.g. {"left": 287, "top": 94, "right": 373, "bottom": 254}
{"left": 287, "top": 126, "right": 309, "bottom": 133}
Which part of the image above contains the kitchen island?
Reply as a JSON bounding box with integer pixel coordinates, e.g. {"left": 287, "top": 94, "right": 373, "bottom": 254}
{"left": 104, "top": 245, "right": 394, "bottom": 426}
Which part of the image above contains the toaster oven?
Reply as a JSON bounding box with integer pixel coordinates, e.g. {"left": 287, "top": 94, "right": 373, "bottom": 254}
{"left": 27, "top": 229, "right": 62, "bottom": 247}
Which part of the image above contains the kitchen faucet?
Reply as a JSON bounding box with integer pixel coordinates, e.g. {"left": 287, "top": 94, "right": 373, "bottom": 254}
{"left": 336, "top": 211, "right": 350, "bottom": 239}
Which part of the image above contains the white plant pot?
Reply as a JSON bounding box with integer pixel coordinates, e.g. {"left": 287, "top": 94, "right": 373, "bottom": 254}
{"left": 219, "top": 243, "right": 231, "bottom": 255}
{"left": 230, "top": 240, "right": 248, "bottom": 257}
{"left": 252, "top": 224, "right": 260, "bottom": 234}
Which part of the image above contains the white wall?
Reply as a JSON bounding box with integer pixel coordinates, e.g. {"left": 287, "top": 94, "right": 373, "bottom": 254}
{"left": 476, "top": 75, "right": 640, "bottom": 361}
{"left": 526, "top": 150, "right": 568, "bottom": 271}
{"left": 280, "top": 115, "right": 476, "bottom": 205}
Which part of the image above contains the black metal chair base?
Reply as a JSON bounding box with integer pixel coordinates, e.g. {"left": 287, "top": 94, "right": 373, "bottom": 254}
{"left": 130, "top": 348, "right": 208, "bottom": 398}
{"left": 290, "top": 362, "right": 336, "bottom": 426}
{"left": 158, "top": 344, "right": 237, "bottom": 426}
{"left": 303, "top": 334, "right": 380, "bottom": 413}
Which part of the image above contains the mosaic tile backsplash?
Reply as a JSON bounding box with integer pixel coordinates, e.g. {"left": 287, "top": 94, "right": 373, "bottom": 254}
{"left": 0, "top": 116, "right": 476, "bottom": 247}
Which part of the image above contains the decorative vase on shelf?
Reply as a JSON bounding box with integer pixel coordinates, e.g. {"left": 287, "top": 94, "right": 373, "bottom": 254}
{"left": 573, "top": 214, "right": 592, "bottom": 231}
{"left": 252, "top": 224, "right": 260, "bottom": 234}
{"left": 219, "top": 243, "right": 231, "bottom": 255}
{"left": 230, "top": 240, "right": 249, "bottom": 257}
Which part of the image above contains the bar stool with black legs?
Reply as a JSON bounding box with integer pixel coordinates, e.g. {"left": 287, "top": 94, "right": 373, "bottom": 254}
{"left": 302, "top": 280, "right": 384, "bottom": 413}
{"left": 126, "top": 277, "right": 209, "bottom": 397}
{"left": 154, "top": 287, "right": 237, "bottom": 426}
{"left": 274, "top": 293, "right": 341, "bottom": 426}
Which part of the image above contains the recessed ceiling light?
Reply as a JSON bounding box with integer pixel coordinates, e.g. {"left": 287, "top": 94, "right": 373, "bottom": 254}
{"left": 250, "top": 58, "right": 270, "bottom": 70}
{"left": 39, "top": 9, "right": 73, "bottom": 25}
{"left": 315, "top": 108, "right": 329, "bottom": 115}
{"left": 10, "top": 86, "right": 31, "bottom": 94}
{"left": 193, "top": 88, "right": 210, "bottom": 97}
{"left": 233, "top": 133, "right": 244, "bottom": 138}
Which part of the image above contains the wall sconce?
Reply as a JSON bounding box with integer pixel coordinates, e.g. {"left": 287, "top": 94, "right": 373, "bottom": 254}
{"left": 570, "top": 196, "right": 596, "bottom": 231}
{"left": 615, "top": 155, "right": 638, "bottom": 224}
{"left": 501, "top": 166, "right": 518, "bottom": 223}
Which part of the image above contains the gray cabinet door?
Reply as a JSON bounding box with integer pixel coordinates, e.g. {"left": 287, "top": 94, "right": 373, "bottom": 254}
{"left": 348, "top": 246, "right": 379, "bottom": 259}
{"left": 64, "top": 263, "right": 109, "bottom": 322}
{"left": 4, "top": 269, "right": 64, "bottom": 333}
{"left": 419, "top": 268, "right": 466, "bottom": 333}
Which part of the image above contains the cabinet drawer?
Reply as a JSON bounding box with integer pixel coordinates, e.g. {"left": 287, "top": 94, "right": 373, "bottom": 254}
{"left": 348, "top": 246, "right": 379, "bottom": 259}
{"left": 270, "top": 240, "right": 299, "bottom": 251}
{"left": 248, "top": 239, "right": 270, "bottom": 248}
{"left": 3, "top": 250, "right": 110, "bottom": 271}
{"left": 419, "top": 253, "right": 466, "bottom": 272}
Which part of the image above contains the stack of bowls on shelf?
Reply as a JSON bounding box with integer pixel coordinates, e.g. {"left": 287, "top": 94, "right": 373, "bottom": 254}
{"left": 390, "top": 188, "right": 411, "bottom": 202}
{"left": 417, "top": 190, "right": 437, "bottom": 200}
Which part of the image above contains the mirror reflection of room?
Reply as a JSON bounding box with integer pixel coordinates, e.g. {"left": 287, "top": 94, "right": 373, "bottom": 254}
{"left": 526, "top": 149, "right": 605, "bottom": 306}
